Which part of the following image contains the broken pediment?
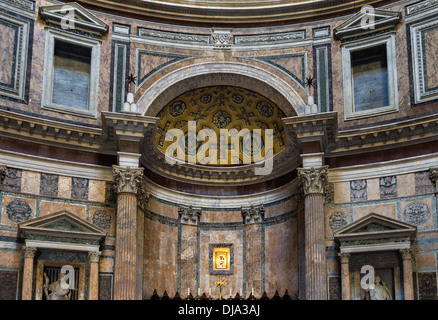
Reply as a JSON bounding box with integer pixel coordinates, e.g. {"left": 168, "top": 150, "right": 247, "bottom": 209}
{"left": 334, "top": 213, "right": 416, "bottom": 242}
{"left": 333, "top": 8, "right": 401, "bottom": 41}
{"left": 39, "top": 2, "right": 108, "bottom": 36}
{"left": 18, "top": 210, "right": 106, "bottom": 241}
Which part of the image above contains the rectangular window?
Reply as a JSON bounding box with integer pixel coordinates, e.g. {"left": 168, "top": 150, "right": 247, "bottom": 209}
{"left": 342, "top": 34, "right": 398, "bottom": 120}
{"left": 42, "top": 28, "right": 100, "bottom": 118}
{"left": 351, "top": 44, "right": 389, "bottom": 112}
{"left": 52, "top": 40, "right": 92, "bottom": 110}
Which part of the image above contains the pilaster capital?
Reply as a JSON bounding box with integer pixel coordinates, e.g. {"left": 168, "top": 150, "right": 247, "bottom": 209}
{"left": 178, "top": 205, "right": 202, "bottom": 225}
{"left": 430, "top": 168, "right": 438, "bottom": 188}
{"left": 242, "top": 205, "right": 265, "bottom": 224}
{"left": 112, "top": 165, "right": 144, "bottom": 194}
{"left": 88, "top": 251, "right": 102, "bottom": 263}
{"left": 298, "top": 166, "right": 328, "bottom": 195}
{"left": 23, "top": 246, "right": 37, "bottom": 258}
{"left": 338, "top": 252, "right": 351, "bottom": 264}
{"left": 0, "top": 165, "right": 6, "bottom": 184}
{"left": 400, "top": 248, "right": 413, "bottom": 261}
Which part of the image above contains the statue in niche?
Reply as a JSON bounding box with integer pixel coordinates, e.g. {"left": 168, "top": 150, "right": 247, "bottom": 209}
{"left": 43, "top": 273, "right": 71, "bottom": 300}
{"left": 363, "top": 276, "right": 392, "bottom": 300}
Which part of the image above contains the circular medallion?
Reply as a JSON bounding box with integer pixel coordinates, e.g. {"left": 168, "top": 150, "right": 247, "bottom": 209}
{"left": 212, "top": 110, "right": 231, "bottom": 128}
{"left": 328, "top": 211, "right": 348, "bottom": 232}
{"left": 169, "top": 100, "right": 187, "bottom": 118}
{"left": 404, "top": 202, "right": 431, "bottom": 226}
{"left": 92, "top": 210, "right": 112, "bottom": 230}
{"left": 6, "top": 199, "right": 32, "bottom": 223}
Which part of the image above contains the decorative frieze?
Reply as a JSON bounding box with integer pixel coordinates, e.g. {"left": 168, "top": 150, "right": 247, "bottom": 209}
{"left": 112, "top": 165, "right": 144, "bottom": 194}
{"left": 138, "top": 27, "right": 211, "bottom": 45}
{"left": 297, "top": 166, "right": 328, "bottom": 195}
{"left": 406, "top": 0, "right": 438, "bottom": 16}
{"left": 178, "top": 205, "right": 201, "bottom": 225}
{"left": 234, "top": 30, "right": 305, "bottom": 45}
{"left": 241, "top": 205, "right": 265, "bottom": 224}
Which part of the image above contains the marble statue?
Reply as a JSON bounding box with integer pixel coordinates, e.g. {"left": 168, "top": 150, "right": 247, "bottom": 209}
{"left": 43, "top": 273, "right": 72, "bottom": 300}
{"left": 364, "top": 276, "right": 392, "bottom": 300}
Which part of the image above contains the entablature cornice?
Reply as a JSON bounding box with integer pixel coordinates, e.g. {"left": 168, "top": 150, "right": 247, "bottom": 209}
{"left": 282, "top": 112, "right": 438, "bottom": 157}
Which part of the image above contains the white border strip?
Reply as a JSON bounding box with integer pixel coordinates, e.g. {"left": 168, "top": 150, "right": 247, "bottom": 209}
{"left": 328, "top": 152, "right": 438, "bottom": 182}
{"left": 0, "top": 149, "right": 113, "bottom": 181}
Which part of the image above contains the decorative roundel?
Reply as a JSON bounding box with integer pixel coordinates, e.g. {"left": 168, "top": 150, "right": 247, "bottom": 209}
{"left": 169, "top": 100, "right": 187, "bottom": 118}
{"left": 232, "top": 94, "right": 244, "bottom": 104}
{"left": 328, "top": 211, "right": 348, "bottom": 232}
{"left": 92, "top": 210, "right": 112, "bottom": 230}
{"left": 212, "top": 110, "right": 232, "bottom": 128}
{"left": 256, "top": 101, "right": 274, "bottom": 118}
{"left": 404, "top": 202, "right": 431, "bottom": 226}
{"left": 200, "top": 94, "right": 212, "bottom": 104}
{"left": 240, "top": 130, "right": 264, "bottom": 158}
{"left": 6, "top": 199, "right": 32, "bottom": 223}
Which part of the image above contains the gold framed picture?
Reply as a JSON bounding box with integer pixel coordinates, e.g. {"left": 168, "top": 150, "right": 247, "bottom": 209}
{"left": 209, "top": 244, "right": 234, "bottom": 275}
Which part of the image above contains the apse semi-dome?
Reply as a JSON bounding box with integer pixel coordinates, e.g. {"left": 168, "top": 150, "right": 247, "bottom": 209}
{"left": 155, "top": 86, "right": 287, "bottom": 166}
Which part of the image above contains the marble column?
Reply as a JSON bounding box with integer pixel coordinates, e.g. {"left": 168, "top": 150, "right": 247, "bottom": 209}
{"left": 112, "top": 165, "right": 144, "bottom": 300}
{"left": 22, "top": 246, "right": 37, "bottom": 300}
{"left": 88, "top": 251, "right": 101, "bottom": 300}
{"left": 338, "top": 252, "right": 351, "bottom": 300}
{"left": 400, "top": 248, "right": 414, "bottom": 300}
{"left": 298, "top": 166, "right": 328, "bottom": 300}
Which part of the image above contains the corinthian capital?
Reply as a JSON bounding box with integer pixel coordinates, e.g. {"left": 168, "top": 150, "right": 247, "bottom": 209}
{"left": 112, "top": 165, "right": 144, "bottom": 194}
{"left": 297, "top": 166, "right": 328, "bottom": 195}
{"left": 23, "top": 246, "right": 37, "bottom": 258}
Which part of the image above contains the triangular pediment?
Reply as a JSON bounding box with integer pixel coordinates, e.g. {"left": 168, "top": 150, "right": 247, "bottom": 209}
{"left": 19, "top": 210, "right": 106, "bottom": 240}
{"left": 334, "top": 213, "right": 416, "bottom": 241}
{"left": 39, "top": 2, "right": 108, "bottom": 36}
{"left": 334, "top": 9, "right": 401, "bottom": 41}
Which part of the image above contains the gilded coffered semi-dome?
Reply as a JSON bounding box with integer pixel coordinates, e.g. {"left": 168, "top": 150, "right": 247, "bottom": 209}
{"left": 155, "top": 86, "right": 287, "bottom": 166}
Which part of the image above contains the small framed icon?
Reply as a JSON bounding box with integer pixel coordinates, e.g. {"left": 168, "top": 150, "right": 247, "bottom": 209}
{"left": 209, "top": 244, "right": 234, "bottom": 275}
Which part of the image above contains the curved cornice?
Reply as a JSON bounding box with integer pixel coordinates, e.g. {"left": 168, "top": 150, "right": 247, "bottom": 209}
{"left": 76, "top": 0, "right": 394, "bottom": 25}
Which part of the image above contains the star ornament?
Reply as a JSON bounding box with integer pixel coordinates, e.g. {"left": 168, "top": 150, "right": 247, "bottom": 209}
{"left": 126, "top": 72, "right": 137, "bottom": 86}
{"left": 305, "top": 76, "right": 315, "bottom": 89}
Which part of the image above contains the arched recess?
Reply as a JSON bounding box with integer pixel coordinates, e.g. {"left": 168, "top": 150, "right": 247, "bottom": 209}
{"left": 136, "top": 61, "right": 306, "bottom": 117}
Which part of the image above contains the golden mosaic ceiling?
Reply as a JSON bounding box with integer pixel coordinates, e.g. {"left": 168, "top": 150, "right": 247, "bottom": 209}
{"left": 156, "top": 86, "right": 287, "bottom": 166}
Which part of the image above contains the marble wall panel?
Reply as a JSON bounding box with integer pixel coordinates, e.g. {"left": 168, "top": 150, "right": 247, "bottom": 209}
{"left": 333, "top": 181, "right": 350, "bottom": 204}
{"left": 423, "top": 27, "right": 438, "bottom": 90}
{"left": 416, "top": 252, "right": 437, "bottom": 270}
{"left": 2, "top": 168, "right": 21, "bottom": 192}
{"left": 20, "top": 170, "right": 40, "bottom": 195}
{"left": 264, "top": 218, "right": 298, "bottom": 296}
{"left": 398, "top": 173, "right": 415, "bottom": 197}
{"left": 38, "top": 200, "right": 86, "bottom": 220}
{"left": 57, "top": 176, "right": 72, "bottom": 199}
{"left": 98, "top": 275, "right": 112, "bottom": 300}
{"left": 417, "top": 272, "right": 438, "bottom": 300}
{"left": 245, "top": 223, "right": 262, "bottom": 296}
{"left": 200, "top": 210, "right": 241, "bottom": 223}
{"left": 415, "top": 171, "right": 435, "bottom": 194}
{"left": 88, "top": 179, "right": 106, "bottom": 203}
{"left": 0, "top": 22, "right": 17, "bottom": 86}
{"left": 328, "top": 276, "right": 341, "bottom": 300}
{"left": 143, "top": 218, "right": 178, "bottom": 296}
{"left": 0, "top": 270, "right": 18, "bottom": 300}
{"left": 179, "top": 225, "right": 197, "bottom": 296}
{"left": 0, "top": 250, "right": 20, "bottom": 269}
{"left": 40, "top": 173, "right": 59, "bottom": 197}
{"left": 352, "top": 203, "right": 397, "bottom": 221}
{"left": 71, "top": 177, "right": 89, "bottom": 201}
{"left": 146, "top": 197, "right": 179, "bottom": 220}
